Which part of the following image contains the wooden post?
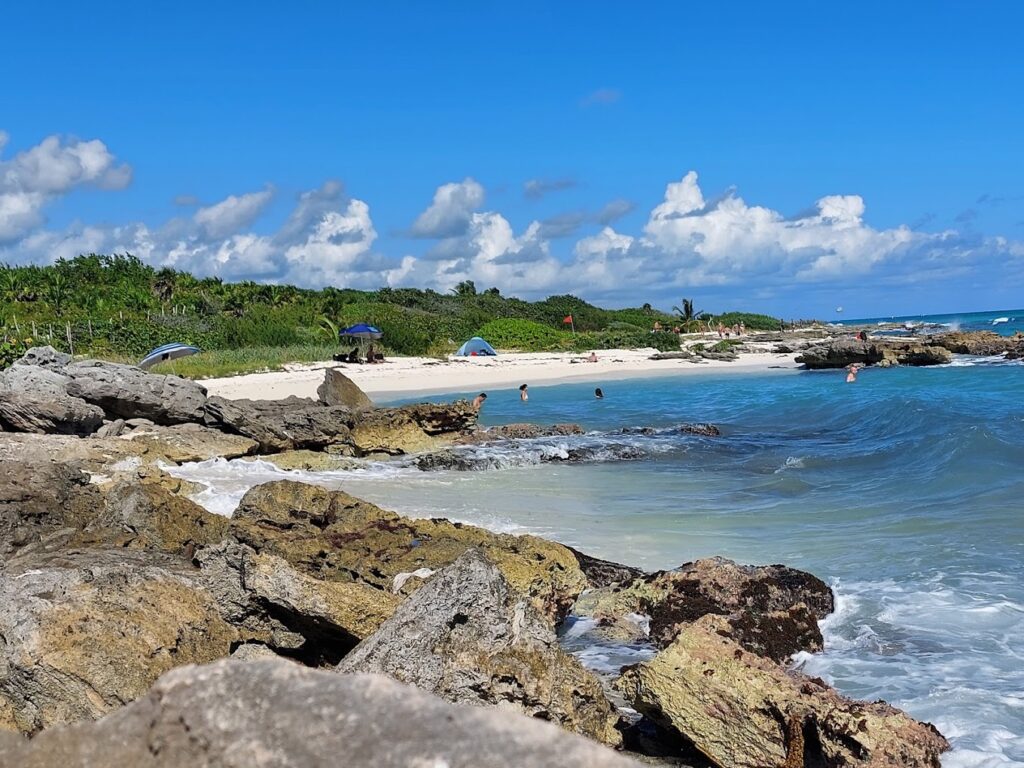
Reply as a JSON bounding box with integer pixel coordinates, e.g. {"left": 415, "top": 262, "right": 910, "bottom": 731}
{"left": 88, "top": 318, "right": 93, "bottom": 338}
{"left": 12, "top": 315, "right": 18, "bottom": 334}
{"left": 32, "top": 321, "right": 37, "bottom": 337}
{"left": 66, "top": 322, "right": 74, "bottom": 356}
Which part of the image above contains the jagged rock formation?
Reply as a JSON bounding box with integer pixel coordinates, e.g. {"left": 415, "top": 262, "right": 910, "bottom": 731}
{"left": 796, "top": 337, "right": 952, "bottom": 369}
{"left": 340, "top": 550, "right": 622, "bottom": 746}
{"left": 616, "top": 615, "right": 949, "bottom": 768}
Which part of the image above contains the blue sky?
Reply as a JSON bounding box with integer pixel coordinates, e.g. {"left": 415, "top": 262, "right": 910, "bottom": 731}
{"left": 1, "top": 1, "right": 1023, "bottom": 318}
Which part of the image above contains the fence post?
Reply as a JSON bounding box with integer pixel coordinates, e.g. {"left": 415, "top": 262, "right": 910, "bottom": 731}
{"left": 66, "top": 322, "right": 74, "bottom": 356}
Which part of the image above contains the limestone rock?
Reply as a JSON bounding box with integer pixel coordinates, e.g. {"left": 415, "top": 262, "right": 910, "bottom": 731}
{"left": 63, "top": 360, "right": 208, "bottom": 424}
{"left": 350, "top": 401, "right": 477, "bottom": 455}
{"left": 230, "top": 480, "right": 587, "bottom": 621}
{"left": 616, "top": 615, "right": 949, "bottom": 768}
{"left": 12, "top": 345, "right": 72, "bottom": 371}
{"left": 0, "top": 365, "right": 104, "bottom": 435}
{"left": 575, "top": 556, "right": 834, "bottom": 662}
{"left": 203, "top": 395, "right": 355, "bottom": 453}
{"left": 78, "top": 478, "right": 229, "bottom": 556}
{"left": 568, "top": 546, "right": 646, "bottom": 589}
{"left": 455, "top": 422, "right": 586, "bottom": 443}
{"left": 340, "top": 549, "right": 622, "bottom": 746}
{"left": 932, "top": 330, "right": 1024, "bottom": 357}
{"left": 195, "top": 541, "right": 398, "bottom": 665}
{"left": 0, "top": 459, "right": 103, "bottom": 555}
{"left": 0, "top": 661, "right": 643, "bottom": 767}
{"left": 317, "top": 367, "right": 373, "bottom": 409}
{"left": 118, "top": 422, "right": 258, "bottom": 463}
{"left": 0, "top": 549, "right": 239, "bottom": 733}
{"left": 796, "top": 338, "right": 952, "bottom": 369}
{"left": 251, "top": 449, "right": 362, "bottom": 471}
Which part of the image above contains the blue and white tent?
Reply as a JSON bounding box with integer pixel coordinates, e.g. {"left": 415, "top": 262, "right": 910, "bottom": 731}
{"left": 138, "top": 342, "right": 201, "bottom": 370}
{"left": 455, "top": 336, "right": 497, "bottom": 356}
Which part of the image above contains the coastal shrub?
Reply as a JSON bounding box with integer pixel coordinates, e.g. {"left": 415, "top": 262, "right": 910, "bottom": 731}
{"left": 0, "top": 337, "right": 32, "bottom": 369}
{"left": 476, "top": 318, "right": 568, "bottom": 351}
{"left": 712, "top": 312, "right": 782, "bottom": 330}
{"left": 573, "top": 329, "right": 680, "bottom": 353}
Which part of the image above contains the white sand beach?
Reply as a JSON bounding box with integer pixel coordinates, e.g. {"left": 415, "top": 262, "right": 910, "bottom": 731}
{"left": 203, "top": 347, "right": 802, "bottom": 401}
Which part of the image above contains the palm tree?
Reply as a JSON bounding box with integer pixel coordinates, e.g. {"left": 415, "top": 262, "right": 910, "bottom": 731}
{"left": 672, "top": 298, "right": 706, "bottom": 332}
{"left": 45, "top": 272, "right": 69, "bottom": 315}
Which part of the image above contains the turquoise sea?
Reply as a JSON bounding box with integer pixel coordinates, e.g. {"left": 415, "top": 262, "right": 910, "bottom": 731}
{"left": 175, "top": 314, "right": 1024, "bottom": 767}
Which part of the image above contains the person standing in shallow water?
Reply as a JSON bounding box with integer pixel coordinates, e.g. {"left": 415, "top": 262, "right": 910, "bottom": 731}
{"left": 846, "top": 365, "right": 860, "bottom": 383}
{"left": 472, "top": 393, "right": 487, "bottom": 409}
{"left": 594, "top": 387, "right": 604, "bottom": 399}
{"left": 519, "top": 384, "right": 529, "bottom": 401}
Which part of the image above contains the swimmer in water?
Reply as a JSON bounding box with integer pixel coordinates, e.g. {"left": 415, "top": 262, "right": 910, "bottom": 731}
{"left": 595, "top": 387, "right": 604, "bottom": 399}
{"left": 472, "top": 392, "right": 487, "bottom": 409}
{"left": 519, "top": 384, "right": 529, "bottom": 401}
{"left": 846, "top": 364, "right": 860, "bottom": 383}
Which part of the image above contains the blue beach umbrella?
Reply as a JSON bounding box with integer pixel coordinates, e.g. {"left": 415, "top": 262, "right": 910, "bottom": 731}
{"left": 339, "top": 323, "right": 384, "bottom": 340}
{"left": 138, "top": 342, "right": 201, "bottom": 370}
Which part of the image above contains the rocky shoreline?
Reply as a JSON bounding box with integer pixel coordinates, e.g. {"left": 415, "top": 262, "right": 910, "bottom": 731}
{"left": 0, "top": 347, "right": 954, "bottom": 766}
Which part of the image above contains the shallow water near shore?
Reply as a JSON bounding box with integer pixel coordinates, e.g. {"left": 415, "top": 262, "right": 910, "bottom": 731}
{"left": 174, "top": 360, "right": 1024, "bottom": 766}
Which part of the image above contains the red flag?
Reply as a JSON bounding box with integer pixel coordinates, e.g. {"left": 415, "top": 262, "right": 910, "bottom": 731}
{"left": 563, "top": 315, "right": 573, "bottom": 324}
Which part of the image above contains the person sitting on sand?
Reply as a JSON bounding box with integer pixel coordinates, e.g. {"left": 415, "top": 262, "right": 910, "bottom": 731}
{"left": 594, "top": 387, "right": 604, "bottom": 399}
{"left": 472, "top": 393, "right": 487, "bottom": 409}
{"left": 519, "top": 384, "right": 529, "bottom": 402}
{"left": 588, "top": 351, "right": 599, "bottom": 363}
{"left": 846, "top": 364, "right": 860, "bottom": 383}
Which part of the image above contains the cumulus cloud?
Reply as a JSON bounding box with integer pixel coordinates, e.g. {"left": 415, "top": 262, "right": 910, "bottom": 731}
{"left": 523, "top": 177, "right": 576, "bottom": 200}
{"left": 0, "top": 134, "right": 132, "bottom": 243}
{"left": 193, "top": 186, "right": 274, "bottom": 239}
{"left": 409, "top": 177, "right": 484, "bottom": 237}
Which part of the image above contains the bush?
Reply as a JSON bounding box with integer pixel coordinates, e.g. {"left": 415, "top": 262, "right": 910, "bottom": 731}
{"left": 476, "top": 318, "right": 568, "bottom": 351}
{"left": 711, "top": 312, "right": 781, "bottom": 330}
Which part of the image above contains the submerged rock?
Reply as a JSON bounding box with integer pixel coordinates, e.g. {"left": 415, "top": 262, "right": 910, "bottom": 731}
{"left": 317, "top": 367, "right": 373, "bottom": 410}
{"left": 575, "top": 556, "right": 834, "bottom": 662}
{"left": 616, "top": 615, "right": 949, "bottom": 768}
{"left": 229, "top": 480, "right": 588, "bottom": 621}
{"left": 455, "top": 422, "right": 586, "bottom": 443}
{"left": 0, "top": 661, "right": 643, "bottom": 767}
{"left": 339, "top": 549, "right": 622, "bottom": 746}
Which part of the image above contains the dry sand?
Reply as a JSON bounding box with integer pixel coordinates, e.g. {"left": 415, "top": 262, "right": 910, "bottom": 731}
{"left": 202, "top": 346, "right": 802, "bottom": 402}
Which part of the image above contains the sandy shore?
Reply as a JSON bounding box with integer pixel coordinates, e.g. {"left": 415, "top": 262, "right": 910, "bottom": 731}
{"left": 203, "top": 346, "right": 802, "bottom": 401}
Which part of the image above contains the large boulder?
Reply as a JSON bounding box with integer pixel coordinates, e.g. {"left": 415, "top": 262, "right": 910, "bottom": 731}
{"left": 63, "top": 360, "right": 207, "bottom": 424}
{"left": 0, "top": 460, "right": 103, "bottom": 555}
{"left": 229, "top": 480, "right": 588, "bottom": 621}
{"left": 574, "top": 557, "right": 834, "bottom": 662}
{"left": 340, "top": 549, "right": 622, "bottom": 746}
{"left": 0, "top": 549, "right": 240, "bottom": 733}
{"left": 317, "top": 367, "right": 373, "bottom": 410}
{"left": 117, "top": 422, "right": 259, "bottom": 463}
{"left": 203, "top": 395, "right": 355, "bottom": 453}
{"left": 195, "top": 542, "right": 399, "bottom": 666}
{"left": 616, "top": 615, "right": 949, "bottom": 768}
{"left": 796, "top": 338, "right": 952, "bottom": 369}
{"left": 350, "top": 401, "right": 477, "bottom": 455}
{"left": 0, "top": 365, "right": 104, "bottom": 435}
{"left": 932, "top": 330, "right": 1024, "bottom": 357}
{"left": 12, "top": 345, "right": 72, "bottom": 371}
{"left": 0, "top": 661, "right": 643, "bottom": 767}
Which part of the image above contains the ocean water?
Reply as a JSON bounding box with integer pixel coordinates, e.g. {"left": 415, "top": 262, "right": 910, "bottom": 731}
{"left": 838, "top": 307, "right": 1024, "bottom": 336}
{"left": 173, "top": 353, "right": 1024, "bottom": 766}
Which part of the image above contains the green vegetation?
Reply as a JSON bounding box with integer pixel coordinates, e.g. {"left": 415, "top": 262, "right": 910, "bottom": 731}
{"left": 0, "top": 256, "right": 784, "bottom": 375}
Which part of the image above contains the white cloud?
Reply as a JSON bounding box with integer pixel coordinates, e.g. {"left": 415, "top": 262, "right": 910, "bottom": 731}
{"left": 193, "top": 186, "right": 273, "bottom": 239}
{"left": 409, "top": 177, "right": 484, "bottom": 237}
{"left": 0, "top": 134, "right": 131, "bottom": 243}
{"left": 524, "top": 178, "right": 575, "bottom": 200}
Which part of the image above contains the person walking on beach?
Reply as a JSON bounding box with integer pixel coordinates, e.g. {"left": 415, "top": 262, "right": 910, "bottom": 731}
{"left": 473, "top": 393, "right": 487, "bottom": 409}
{"left": 519, "top": 384, "right": 529, "bottom": 402}
{"left": 846, "top": 365, "right": 860, "bottom": 383}
{"left": 594, "top": 387, "right": 604, "bottom": 399}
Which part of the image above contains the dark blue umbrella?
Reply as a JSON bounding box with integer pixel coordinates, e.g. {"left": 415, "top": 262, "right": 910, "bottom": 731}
{"left": 138, "top": 342, "right": 200, "bottom": 370}
{"left": 339, "top": 323, "right": 384, "bottom": 340}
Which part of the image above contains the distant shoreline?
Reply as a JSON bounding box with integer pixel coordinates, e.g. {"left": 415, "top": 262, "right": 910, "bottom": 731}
{"left": 202, "top": 347, "right": 803, "bottom": 402}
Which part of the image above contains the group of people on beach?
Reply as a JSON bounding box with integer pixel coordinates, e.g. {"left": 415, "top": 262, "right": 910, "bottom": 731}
{"left": 716, "top": 322, "right": 745, "bottom": 338}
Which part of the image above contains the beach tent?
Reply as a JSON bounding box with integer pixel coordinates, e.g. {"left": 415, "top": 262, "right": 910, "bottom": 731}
{"left": 339, "top": 323, "right": 384, "bottom": 340}
{"left": 138, "top": 342, "right": 200, "bottom": 370}
{"left": 455, "top": 336, "right": 497, "bottom": 356}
